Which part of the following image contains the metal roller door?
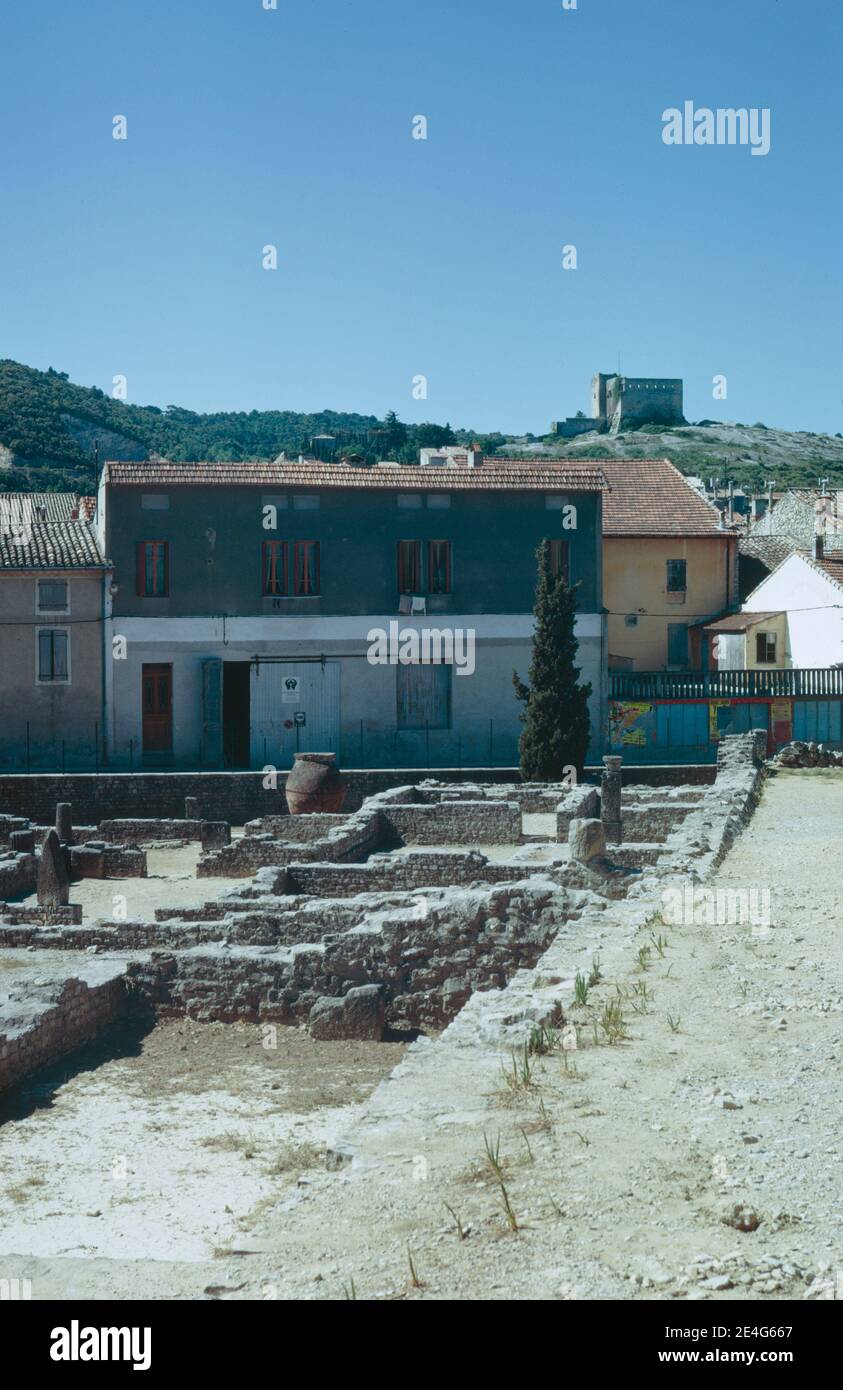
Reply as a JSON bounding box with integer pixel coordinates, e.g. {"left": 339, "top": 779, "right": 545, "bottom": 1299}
{"left": 250, "top": 661, "right": 341, "bottom": 769}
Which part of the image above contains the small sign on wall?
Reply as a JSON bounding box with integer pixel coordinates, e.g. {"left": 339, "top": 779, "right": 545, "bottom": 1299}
{"left": 293, "top": 711, "right": 306, "bottom": 726}
{"left": 282, "top": 676, "right": 300, "bottom": 704}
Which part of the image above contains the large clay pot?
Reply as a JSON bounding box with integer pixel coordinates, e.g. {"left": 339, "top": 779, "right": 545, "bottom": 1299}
{"left": 285, "top": 752, "right": 346, "bottom": 815}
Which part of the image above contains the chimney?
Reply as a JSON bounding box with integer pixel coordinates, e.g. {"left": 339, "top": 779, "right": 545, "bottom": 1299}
{"left": 727, "top": 481, "right": 734, "bottom": 523}
{"left": 814, "top": 532, "right": 824, "bottom": 560}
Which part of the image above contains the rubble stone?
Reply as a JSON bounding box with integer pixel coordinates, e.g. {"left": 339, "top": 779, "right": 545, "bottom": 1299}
{"left": 55, "top": 802, "right": 73, "bottom": 844}
{"left": 308, "top": 985, "right": 386, "bottom": 1041}
{"left": 37, "top": 828, "right": 70, "bottom": 907}
{"left": 569, "top": 818, "right": 605, "bottom": 864}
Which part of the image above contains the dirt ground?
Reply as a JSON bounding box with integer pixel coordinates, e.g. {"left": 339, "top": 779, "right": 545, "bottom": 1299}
{"left": 0, "top": 1020, "right": 404, "bottom": 1294}
{"left": 3, "top": 772, "right": 841, "bottom": 1300}
{"left": 19, "top": 842, "right": 251, "bottom": 922}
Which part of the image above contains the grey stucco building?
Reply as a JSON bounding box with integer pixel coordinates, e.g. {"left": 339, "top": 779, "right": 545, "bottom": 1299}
{"left": 98, "top": 457, "right": 609, "bottom": 770}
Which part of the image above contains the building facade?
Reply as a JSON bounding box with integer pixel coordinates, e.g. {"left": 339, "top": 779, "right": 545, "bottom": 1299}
{"left": 0, "top": 493, "right": 108, "bottom": 770}
{"left": 601, "top": 458, "right": 739, "bottom": 672}
{"left": 99, "top": 457, "right": 608, "bottom": 770}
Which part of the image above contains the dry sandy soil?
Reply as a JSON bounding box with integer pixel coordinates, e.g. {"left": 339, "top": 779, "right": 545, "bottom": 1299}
{"left": 19, "top": 842, "right": 250, "bottom": 922}
{"left": 0, "top": 1021, "right": 404, "bottom": 1298}
{"left": 2, "top": 772, "right": 841, "bottom": 1300}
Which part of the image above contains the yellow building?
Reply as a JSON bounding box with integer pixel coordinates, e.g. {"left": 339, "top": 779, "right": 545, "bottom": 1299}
{"left": 602, "top": 459, "right": 739, "bottom": 670}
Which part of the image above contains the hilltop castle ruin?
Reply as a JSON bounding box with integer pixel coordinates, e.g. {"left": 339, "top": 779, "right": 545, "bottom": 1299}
{"left": 553, "top": 372, "right": 685, "bottom": 438}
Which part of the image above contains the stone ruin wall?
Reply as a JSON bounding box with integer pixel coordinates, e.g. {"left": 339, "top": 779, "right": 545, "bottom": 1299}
{"left": 0, "top": 735, "right": 769, "bottom": 1096}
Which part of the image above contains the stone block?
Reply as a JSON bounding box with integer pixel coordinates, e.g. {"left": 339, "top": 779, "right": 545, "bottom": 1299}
{"left": 308, "top": 984, "right": 386, "bottom": 1041}
{"left": 200, "top": 821, "right": 231, "bottom": 850}
{"left": 55, "top": 802, "right": 73, "bottom": 843}
{"left": 37, "top": 828, "right": 70, "bottom": 907}
{"left": 568, "top": 818, "right": 605, "bottom": 864}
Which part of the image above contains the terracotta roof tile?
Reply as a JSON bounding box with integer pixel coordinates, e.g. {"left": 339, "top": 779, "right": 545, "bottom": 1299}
{"left": 599, "top": 458, "right": 729, "bottom": 536}
{"left": 703, "top": 610, "right": 782, "bottom": 633}
{"left": 0, "top": 493, "right": 105, "bottom": 570}
{"left": 810, "top": 555, "right": 843, "bottom": 590}
{"left": 739, "top": 534, "right": 798, "bottom": 570}
{"left": 103, "top": 458, "right": 608, "bottom": 492}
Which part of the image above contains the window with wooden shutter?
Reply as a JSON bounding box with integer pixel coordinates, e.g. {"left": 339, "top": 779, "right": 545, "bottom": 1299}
{"left": 397, "top": 540, "right": 420, "bottom": 593}
{"left": 262, "top": 541, "right": 288, "bottom": 596}
{"left": 137, "top": 541, "right": 169, "bottom": 596}
{"left": 428, "top": 540, "right": 451, "bottom": 594}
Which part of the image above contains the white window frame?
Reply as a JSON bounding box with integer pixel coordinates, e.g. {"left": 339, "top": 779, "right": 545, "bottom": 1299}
{"left": 35, "top": 576, "right": 71, "bottom": 616}
{"left": 36, "top": 626, "right": 71, "bottom": 684}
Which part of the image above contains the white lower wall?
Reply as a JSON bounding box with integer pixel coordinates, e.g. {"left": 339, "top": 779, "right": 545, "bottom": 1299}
{"left": 105, "top": 612, "right": 607, "bottom": 768}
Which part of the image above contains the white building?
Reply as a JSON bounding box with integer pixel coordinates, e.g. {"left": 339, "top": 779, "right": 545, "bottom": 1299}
{"left": 742, "top": 549, "right": 843, "bottom": 668}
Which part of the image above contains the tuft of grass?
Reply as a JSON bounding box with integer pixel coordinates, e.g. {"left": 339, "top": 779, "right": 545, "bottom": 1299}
{"left": 265, "top": 1141, "right": 322, "bottom": 1176}
{"left": 588, "top": 954, "right": 603, "bottom": 987}
{"left": 6, "top": 1176, "right": 46, "bottom": 1206}
{"left": 573, "top": 972, "right": 589, "bottom": 1006}
{"left": 628, "top": 980, "right": 652, "bottom": 1015}
{"left": 483, "top": 1131, "right": 505, "bottom": 1180}
{"left": 498, "top": 1179, "right": 520, "bottom": 1233}
{"left": 667, "top": 1014, "right": 682, "bottom": 1033}
{"left": 343, "top": 1279, "right": 357, "bottom": 1300}
{"left": 599, "top": 1000, "right": 629, "bottom": 1045}
{"left": 200, "top": 1131, "right": 255, "bottom": 1154}
{"left": 650, "top": 932, "right": 669, "bottom": 958}
{"left": 519, "top": 1127, "right": 535, "bottom": 1163}
{"left": 502, "top": 1043, "right": 536, "bottom": 1093}
{"left": 528, "top": 1023, "right": 560, "bottom": 1056}
{"left": 636, "top": 945, "right": 653, "bottom": 972}
{"left": 407, "top": 1247, "right": 423, "bottom": 1289}
{"left": 443, "top": 1203, "right": 469, "bottom": 1241}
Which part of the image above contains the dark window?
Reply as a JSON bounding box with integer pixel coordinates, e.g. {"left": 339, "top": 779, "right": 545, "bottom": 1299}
{"left": 136, "top": 541, "right": 169, "bottom": 597}
{"left": 548, "top": 539, "right": 570, "bottom": 584}
{"left": 397, "top": 540, "right": 421, "bottom": 593}
{"left": 666, "top": 559, "right": 687, "bottom": 592}
{"left": 37, "top": 579, "right": 68, "bottom": 611}
{"left": 667, "top": 622, "right": 689, "bottom": 667}
{"left": 262, "top": 541, "right": 288, "bottom": 596}
{"left": 428, "top": 540, "right": 451, "bottom": 594}
{"left": 397, "top": 663, "right": 451, "bottom": 730}
{"left": 293, "top": 541, "right": 320, "bottom": 596}
{"left": 38, "top": 629, "right": 68, "bottom": 682}
{"left": 756, "top": 631, "right": 777, "bottom": 664}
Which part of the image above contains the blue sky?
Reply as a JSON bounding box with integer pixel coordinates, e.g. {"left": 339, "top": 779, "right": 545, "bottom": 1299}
{"left": 1, "top": 0, "right": 839, "bottom": 435}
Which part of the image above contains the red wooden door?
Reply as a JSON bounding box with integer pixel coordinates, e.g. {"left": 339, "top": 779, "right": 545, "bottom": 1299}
{"left": 142, "top": 664, "right": 173, "bottom": 752}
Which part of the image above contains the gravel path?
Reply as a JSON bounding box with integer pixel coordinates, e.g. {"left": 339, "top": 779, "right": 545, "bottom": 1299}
{"left": 235, "top": 769, "right": 842, "bottom": 1301}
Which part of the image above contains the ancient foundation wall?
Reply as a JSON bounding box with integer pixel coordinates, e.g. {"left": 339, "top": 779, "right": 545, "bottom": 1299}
{"left": 0, "top": 764, "right": 716, "bottom": 824}
{"left": 0, "top": 852, "right": 36, "bottom": 900}
{"left": 0, "top": 967, "right": 128, "bottom": 1099}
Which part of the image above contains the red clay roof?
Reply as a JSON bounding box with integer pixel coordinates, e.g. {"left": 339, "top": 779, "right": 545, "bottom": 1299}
{"left": 599, "top": 458, "right": 730, "bottom": 537}
{"left": 810, "top": 555, "right": 843, "bottom": 590}
{"left": 703, "top": 611, "right": 782, "bottom": 633}
{"left": 104, "top": 459, "right": 608, "bottom": 492}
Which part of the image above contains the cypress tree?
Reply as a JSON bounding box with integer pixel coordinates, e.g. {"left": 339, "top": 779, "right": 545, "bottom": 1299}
{"left": 513, "top": 539, "right": 592, "bottom": 780}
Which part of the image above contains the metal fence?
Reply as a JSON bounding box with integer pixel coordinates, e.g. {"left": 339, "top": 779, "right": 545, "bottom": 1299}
{"left": 0, "top": 718, "right": 524, "bottom": 774}
{"left": 610, "top": 668, "right": 843, "bottom": 700}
